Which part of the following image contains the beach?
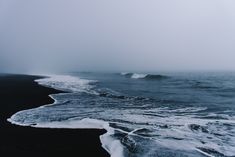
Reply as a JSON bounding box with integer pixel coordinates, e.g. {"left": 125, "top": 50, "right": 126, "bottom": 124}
{"left": 0, "top": 74, "right": 109, "bottom": 157}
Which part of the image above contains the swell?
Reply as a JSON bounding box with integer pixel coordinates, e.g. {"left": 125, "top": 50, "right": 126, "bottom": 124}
{"left": 144, "top": 74, "right": 169, "bottom": 80}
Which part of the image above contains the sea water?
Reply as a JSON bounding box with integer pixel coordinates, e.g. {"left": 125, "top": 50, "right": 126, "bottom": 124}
{"left": 8, "top": 72, "right": 235, "bottom": 157}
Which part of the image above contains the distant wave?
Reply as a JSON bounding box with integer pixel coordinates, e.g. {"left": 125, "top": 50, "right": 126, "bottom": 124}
{"left": 121, "top": 73, "right": 169, "bottom": 80}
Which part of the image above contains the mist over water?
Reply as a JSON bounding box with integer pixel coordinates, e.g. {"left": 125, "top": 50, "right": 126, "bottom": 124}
{"left": 1, "top": 0, "right": 235, "bottom": 73}
{"left": 2, "top": 1, "right": 235, "bottom": 156}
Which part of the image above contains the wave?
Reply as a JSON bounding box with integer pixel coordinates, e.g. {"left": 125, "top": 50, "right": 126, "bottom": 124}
{"left": 35, "top": 74, "right": 98, "bottom": 95}
{"left": 120, "top": 73, "right": 169, "bottom": 80}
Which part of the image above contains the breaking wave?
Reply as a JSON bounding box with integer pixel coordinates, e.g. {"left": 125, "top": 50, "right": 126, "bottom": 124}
{"left": 36, "top": 74, "right": 98, "bottom": 95}
{"left": 121, "top": 73, "right": 169, "bottom": 80}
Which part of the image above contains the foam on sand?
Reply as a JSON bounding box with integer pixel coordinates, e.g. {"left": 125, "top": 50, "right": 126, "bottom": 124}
{"left": 8, "top": 116, "right": 125, "bottom": 157}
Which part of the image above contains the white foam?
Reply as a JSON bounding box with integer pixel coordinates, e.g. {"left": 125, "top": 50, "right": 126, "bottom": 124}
{"left": 8, "top": 112, "right": 34, "bottom": 126}
{"left": 34, "top": 118, "right": 110, "bottom": 129}
{"left": 121, "top": 72, "right": 148, "bottom": 79}
{"left": 120, "top": 72, "right": 128, "bottom": 75}
{"left": 195, "top": 148, "right": 215, "bottom": 157}
{"left": 100, "top": 131, "right": 124, "bottom": 157}
{"left": 35, "top": 74, "right": 98, "bottom": 95}
{"left": 8, "top": 101, "right": 235, "bottom": 156}
{"left": 131, "top": 73, "right": 147, "bottom": 79}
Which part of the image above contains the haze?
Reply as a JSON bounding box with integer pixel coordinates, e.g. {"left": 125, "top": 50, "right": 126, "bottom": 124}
{"left": 1, "top": 0, "right": 235, "bottom": 73}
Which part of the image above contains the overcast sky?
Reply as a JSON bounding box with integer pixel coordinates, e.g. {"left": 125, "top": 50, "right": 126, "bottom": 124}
{"left": 0, "top": 0, "right": 235, "bottom": 73}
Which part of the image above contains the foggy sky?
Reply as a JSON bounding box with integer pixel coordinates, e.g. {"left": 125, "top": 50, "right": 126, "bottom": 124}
{"left": 1, "top": 0, "right": 235, "bottom": 73}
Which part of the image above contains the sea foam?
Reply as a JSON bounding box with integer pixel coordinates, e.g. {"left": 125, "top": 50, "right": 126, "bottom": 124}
{"left": 36, "top": 74, "right": 98, "bottom": 95}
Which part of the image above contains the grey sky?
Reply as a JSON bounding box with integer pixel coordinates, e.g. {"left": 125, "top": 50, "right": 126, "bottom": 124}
{"left": 0, "top": 0, "right": 235, "bottom": 73}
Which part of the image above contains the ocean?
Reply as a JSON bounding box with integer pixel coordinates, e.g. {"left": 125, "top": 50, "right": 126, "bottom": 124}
{"left": 8, "top": 72, "right": 235, "bottom": 157}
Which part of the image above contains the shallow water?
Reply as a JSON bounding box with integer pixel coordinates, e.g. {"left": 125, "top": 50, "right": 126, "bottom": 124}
{"left": 9, "top": 72, "right": 235, "bottom": 157}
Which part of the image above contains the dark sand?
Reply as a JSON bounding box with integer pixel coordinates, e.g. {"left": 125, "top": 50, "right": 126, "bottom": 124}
{"left": 0, "top": 74, "right": 110, "bottom": 157}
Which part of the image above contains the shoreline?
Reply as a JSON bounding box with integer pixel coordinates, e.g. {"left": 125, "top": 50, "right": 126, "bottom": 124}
{"left": 0, "top": 74, "right": 110, "bottom": 157}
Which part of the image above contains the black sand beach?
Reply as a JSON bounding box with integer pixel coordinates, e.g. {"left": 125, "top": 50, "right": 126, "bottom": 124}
{"left": 0, "top": 74, "right": 109, "bottom": 157}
